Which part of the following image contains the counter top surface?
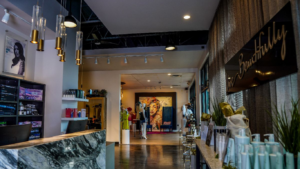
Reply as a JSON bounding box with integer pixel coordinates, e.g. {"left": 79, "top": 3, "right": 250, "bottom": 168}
{"left": 0, "top": 129, "right": 104, "bottom": 150}
{"left": 61, "top": 117, "right": 88, "bottom": 121}
{"left": 195, "top": 139, "right": 223, "bottom": 169}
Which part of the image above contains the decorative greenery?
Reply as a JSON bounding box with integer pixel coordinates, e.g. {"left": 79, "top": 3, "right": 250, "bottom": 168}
{"left": 222, "top": 163, "right": 237, "bottom": 169}
{"left": 99, "top": 89, "right": 107, "bottom": 97}
{"left": 191, "top": 148, "right": 196, "bottom": 155}
{"left": 211, "top": 98, "right": 226, "bottom": 126}
{"left": 267, "top": 99, "right": 300, "bottom": 156}
{"left": 215, "top": 154, "right": 219, "bottom": 159}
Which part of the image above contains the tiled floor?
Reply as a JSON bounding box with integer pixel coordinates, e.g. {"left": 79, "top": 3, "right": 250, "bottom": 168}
{"left": 115, "top": 132, "right": 192, "bottom": 169}
{"left": 115, "top": 145, "right": 191, "bottom": 169}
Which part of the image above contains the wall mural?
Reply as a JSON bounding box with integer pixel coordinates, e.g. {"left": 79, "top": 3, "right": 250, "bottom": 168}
{"left": 139, "top": 97, "right": 172, "bottom": 130}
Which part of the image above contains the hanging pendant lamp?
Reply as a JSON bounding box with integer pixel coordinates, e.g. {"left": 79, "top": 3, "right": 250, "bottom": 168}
{"left": 75, "top": 31, "right": 83, "bottom": 61}
{"left": 30, "top": 5, "right": 41, "bottom": 44}
{"left": 60, "top": 52, "right": 66, "bottom": 62}
{"left": 37, "top": 17, "right": 46, "bottom": 51}
{"left": 55, "top": 14, "right": 64, "bottom": 50}
{"left": 58, "top": 25, "right": 66, "bottom": 56}
{"left": 64, "top": 0, "right": 77, "bottom": 28}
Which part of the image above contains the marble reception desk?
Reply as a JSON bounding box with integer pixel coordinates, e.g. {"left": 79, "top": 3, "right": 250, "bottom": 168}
{"left": 0, "top": 129, "right": 106, "bottom": 169}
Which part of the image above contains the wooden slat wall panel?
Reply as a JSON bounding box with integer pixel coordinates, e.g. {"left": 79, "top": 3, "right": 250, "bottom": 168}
{"left": 208, "top": 0, "right": 300, "bottom": 135}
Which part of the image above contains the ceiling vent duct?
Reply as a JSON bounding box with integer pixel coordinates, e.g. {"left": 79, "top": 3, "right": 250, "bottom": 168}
{"left": 170, "top": 75, "right": 182, "bottom": 78}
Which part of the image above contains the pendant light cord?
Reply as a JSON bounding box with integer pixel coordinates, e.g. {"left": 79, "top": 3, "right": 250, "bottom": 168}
{"left": 80, "top": 0, "right": 83, "bottom": 89}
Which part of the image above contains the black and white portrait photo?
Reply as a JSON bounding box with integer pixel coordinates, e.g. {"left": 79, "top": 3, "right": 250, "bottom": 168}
{"left": 3, "top": 33, "right": 26, "bottom": 76}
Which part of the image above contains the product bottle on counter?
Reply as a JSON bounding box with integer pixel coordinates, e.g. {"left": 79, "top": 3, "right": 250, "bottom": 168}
{"left": 264, "top": 151, "right": 270, "bottom": 169}
{"left": 251, "top": 134, "right": 265, "bottom": 157}
{"left": 286, "top": 152, "right": 295, "bottom": 169}
{"left": 257, "top": 145, "right": 266, "bottom": 169}
{"left": 226, "top": 138, "right": 235, "bottom": 166}
{"left": 276, "top": 151, "right": 284, "bottom": 169}
{"left": 241, "top": 144, "right": 253, "bottom": 169}
{"left": 235, "top": 128, "right": 250, "bottom": 169}
{"left": 264, "top": 134, "right": 280, "bottom": 154}
{"left": 269, "top": 145, "right": 280, "bottom": 169}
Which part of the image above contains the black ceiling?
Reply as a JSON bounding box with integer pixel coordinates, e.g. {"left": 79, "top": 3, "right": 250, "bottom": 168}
{"left": 57, "top": 0, "right": 209, "bottom": 50}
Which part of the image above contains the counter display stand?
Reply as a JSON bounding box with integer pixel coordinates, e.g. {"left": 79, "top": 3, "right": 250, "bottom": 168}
{"left": 0, "top": 75, "right": 45, "bottom": 140}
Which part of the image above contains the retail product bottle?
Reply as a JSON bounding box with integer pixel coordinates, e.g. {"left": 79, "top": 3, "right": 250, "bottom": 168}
{"left": 269, "top": 145, "right": 280, "bottom": 169}
{"left": 264, "top": 151, "right": 270, "bottom": 169}
{"left": 226, "top": 138, "right": 235, "bottom": 166}
{"left": 276, "top": 152, "right": 284, "bottom": 169}
{"left": 264, "top": 134, "right": 280, "bottom": 154}
{"left": 254, "top": 149, "right": 260, "bottom": 169}
{"left": 286, "top": 152, "right": 294, "bottom": 169}
{"left": 235, "top": 128, "right": 250, "bottom": 169}
{"left": 252, "top": 134, "right": 265, "bottom": 156}
{"left": 257, "top": 145, "right": 266, "bottom": 169}
{"left": 241, "top": 145, "right": 253, "bottom": 169}
{"left": 298, "top": 152, "right": 300, "bottom": 169}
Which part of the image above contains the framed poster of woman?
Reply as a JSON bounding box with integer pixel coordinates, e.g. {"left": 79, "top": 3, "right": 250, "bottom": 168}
{"left": 3, "top": 31, "right": 27, "bottom": 76}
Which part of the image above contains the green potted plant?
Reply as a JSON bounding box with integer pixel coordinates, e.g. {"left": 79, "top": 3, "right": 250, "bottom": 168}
{"left": 267, "top": 99, "right": 300, "bottom": 167}
{"left": 211, "top": 98, "right": 226, "bottom": 127}
{"left": 99, "top": 89, "right": 107, "bottom": 97}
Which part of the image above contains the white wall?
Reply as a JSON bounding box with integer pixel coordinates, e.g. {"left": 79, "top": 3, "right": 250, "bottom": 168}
{"left": 122, "top": 88, "right": 188, "bottom": 131}
{"left": 0, "top": 22, "right": 36, "bottom": 81}
{"left": 34, "top": 40, "right": 63, "bottom": 137}
{"left": 79, "top": 68, "right": 197, "bottom": 142}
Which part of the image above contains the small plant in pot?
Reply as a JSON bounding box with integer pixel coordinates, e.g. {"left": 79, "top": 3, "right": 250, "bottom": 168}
{"left": 99, "top": 89, "right": 107, "bottom": 97}
{"left": 267, "top": 99, "right": 300, "bottom": 167}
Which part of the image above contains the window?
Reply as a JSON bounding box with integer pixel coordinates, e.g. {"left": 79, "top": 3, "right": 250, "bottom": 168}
{"left": 201, "top": 59, "right": 209, "bottom": 114}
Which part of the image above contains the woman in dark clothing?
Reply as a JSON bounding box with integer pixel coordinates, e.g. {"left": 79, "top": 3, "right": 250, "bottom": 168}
{"left": 11, "top": 42, "right": 25, "bottom": 75}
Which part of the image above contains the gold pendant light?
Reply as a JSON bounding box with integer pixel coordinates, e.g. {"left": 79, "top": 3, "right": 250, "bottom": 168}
{"left": 30, "top": 5, "right": 41, "bottom": 44}
{"left": 60, "top": 52, "right": 66, "bottom": 62}
{"left": 55, "top": 14, "right": 64, "bottom": 50}
{"left": 75, "top": 31, "right": 83, "bottom": 63}
{"left": 37, "top": 17, "right": 46, "bottom": 51}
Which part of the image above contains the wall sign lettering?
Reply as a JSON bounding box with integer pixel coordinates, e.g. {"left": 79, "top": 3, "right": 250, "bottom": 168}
{"left": 225, "top": 2, "right": 297, "bottom": 94}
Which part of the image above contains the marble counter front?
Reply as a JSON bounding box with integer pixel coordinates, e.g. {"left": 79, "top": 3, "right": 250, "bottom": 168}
{"left": 0, "top": 129, "right": 106, "bottom": 169}
{"left": 195, "top": 139, "right": 223, "bottom": 169}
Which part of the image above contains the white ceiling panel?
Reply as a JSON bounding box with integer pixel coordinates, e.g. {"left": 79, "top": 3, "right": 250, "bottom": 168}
{"left": 85, "top": 0, "right": 220, "bottom": 34}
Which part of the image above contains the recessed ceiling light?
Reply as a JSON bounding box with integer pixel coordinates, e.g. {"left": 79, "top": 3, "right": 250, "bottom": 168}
{"left": 147, "top": 80, "right": 150, "bottom": 82}
{"left": 170, "top": 86, "right": 173, "bottom": 88}
{"left": 168, "top": 73, "right": 171, "bottom": 76}
{"left": 183, "top": 15, "right": 190, "bottom": 20}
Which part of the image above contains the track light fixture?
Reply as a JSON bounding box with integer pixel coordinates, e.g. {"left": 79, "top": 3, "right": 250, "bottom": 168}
{"left": 124, "top": 57, "right": 127, "bottom": 64}
{"left": 2, "top": 9, "right": 10, "bottom": 23}
{"left": 144, "top": 57, "right": 147, "bottom": 63}
{"left": 160, "top": 55, "right": 164, "bottom": 62}
{"left": 107, "top": 57, "right": 110, "bottom": 64}
{"left": 95, "top": 58, "right": 98, "bottom": 64}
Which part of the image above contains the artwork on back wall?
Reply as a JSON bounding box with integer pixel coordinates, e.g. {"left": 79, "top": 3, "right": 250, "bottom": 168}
{"left": 135, "top": 92, "right": 177, "bottom": 130}
{"left": 139, "top": 97, "right": 172, "bottom": 130}
{"left": 3, "top": 31, "right": 27, "bottom": 76}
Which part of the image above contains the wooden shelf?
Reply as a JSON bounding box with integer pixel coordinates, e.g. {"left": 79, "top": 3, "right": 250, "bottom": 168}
{"left": 19, "top": 99, "right": 43, "bottom": 102}
{"left": 62, "top": 97, "right": 89, "bottom": 102}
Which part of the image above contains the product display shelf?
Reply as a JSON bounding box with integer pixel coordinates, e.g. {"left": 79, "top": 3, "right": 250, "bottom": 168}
{"left": 19, "top": 99, "right": 43, "bottom": 102}
{"left": 0, "top": 75, "right": 45, "bottom": 140}
{"left": 62, "top": 97, "right": 89, "bottom": 102}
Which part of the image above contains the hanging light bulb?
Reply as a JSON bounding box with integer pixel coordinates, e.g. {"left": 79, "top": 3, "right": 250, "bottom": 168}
{"left": 144, "top": 57, "right": 147, "bottom": 63}
{"left": 160, "top": 55, "right": 164, "bottom": 62}
{"left": 30, "top": 5, "right": 41, "bottom": 44}
{"left": 2, "top": 9, "right": 10, "bottom": 23}
{"left": 124, "top": 57, "right": 127, "bottom": 64}
{"left": 37, "top": 17, "right": 46, "bottom": 51}
{"left": 76, "top": 60, "right": 80, "bottom": 65}
{"left": 58, "top": 25, "right": 66, "bottom": 56}
{"left": 75, "top": 31, "right": 83, "bottom": 62}
{"left": 55, "top": 14, "right": 64, "bottom": 50}
{"left": 95, "top": 58, "right": 98, "bottom": 64}
{"left": 107, "top": 57, "right": 110, "bottom": 64}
